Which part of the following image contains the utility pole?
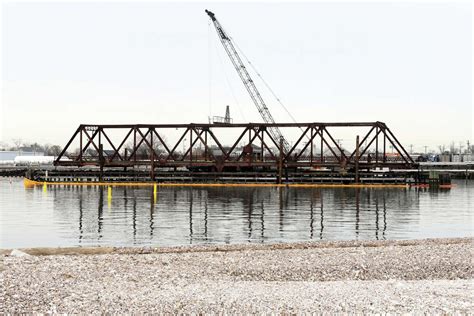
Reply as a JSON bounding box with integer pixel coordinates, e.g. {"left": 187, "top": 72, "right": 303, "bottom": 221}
{"left": 409, "top": 144, "right": 413, "bottom": 154}
{"left": 424, "top": 146, "right": 428, "bottom": 154}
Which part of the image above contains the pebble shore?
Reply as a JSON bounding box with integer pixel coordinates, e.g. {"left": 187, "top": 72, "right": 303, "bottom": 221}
{"left": 2, "top": 238, "right": 473, "bottom": 313}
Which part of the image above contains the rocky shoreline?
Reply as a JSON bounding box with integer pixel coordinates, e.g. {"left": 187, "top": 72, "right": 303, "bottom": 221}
{"left": 2, "top": 238, "right": 473, "bottom": 313}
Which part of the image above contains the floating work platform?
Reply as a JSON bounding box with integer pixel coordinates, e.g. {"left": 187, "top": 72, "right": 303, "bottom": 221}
{"left": 23, "top": 177, "right": 412, "bottom": 188}
{"left": 23, "top": 166, "right": 453, "bottom": 188}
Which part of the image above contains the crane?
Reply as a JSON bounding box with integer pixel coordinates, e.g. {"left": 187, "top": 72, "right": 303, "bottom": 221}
{"left": 205, "top": 9, "right": 291, "bottom": 154}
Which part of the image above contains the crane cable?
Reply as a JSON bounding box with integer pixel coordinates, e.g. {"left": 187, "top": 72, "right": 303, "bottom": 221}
{"left": 208, "top": 21, "right": 212, "bottom": 119}
{"left": 232, "top": 39, "right": 310, "bottom": 141}
{"left": 233, "top": 40, "right": 298, "bottom": 124}
{"left": 215, "top": 39, "right": 247, "bottom": 122}
{"left": 209, "top": 21, "right": 247, "bottom": 122}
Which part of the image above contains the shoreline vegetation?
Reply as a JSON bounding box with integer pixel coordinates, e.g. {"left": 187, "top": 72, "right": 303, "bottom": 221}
{"left": 2, "top": 237, "right": 473, "bottom": 313}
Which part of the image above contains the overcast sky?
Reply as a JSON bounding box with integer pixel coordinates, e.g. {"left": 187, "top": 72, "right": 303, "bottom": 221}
{"left": 1, "top": 1, "right": 472, "bottom": 152}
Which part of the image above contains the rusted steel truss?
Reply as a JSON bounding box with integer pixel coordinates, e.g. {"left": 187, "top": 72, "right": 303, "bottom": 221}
{"left": 55, "top": 122, "right": 415, "bottom": 171}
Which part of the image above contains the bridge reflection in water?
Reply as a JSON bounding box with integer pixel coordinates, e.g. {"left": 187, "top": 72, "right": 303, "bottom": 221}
{"left": 41, "top": 185, "right": 436, "bottom": 247}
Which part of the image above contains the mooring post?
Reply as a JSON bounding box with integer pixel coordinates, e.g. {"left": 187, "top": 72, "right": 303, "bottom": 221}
{"left": 355, "top": 135, "right": 360, "bottom": 183}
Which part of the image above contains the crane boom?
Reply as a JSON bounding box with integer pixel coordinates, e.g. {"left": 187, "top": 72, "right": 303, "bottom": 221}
{"left": 205, "top": 9, "right": 291, "bottom": 153}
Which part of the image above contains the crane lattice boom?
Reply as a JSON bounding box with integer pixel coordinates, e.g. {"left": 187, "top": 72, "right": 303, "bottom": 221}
{"left": 205, "top": 9, "right": 291, "bottom": 153}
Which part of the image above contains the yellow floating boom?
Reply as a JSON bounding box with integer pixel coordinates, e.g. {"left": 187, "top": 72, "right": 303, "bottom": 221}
{"left": 24, "top": 178, "right": 409, "bottom": 189}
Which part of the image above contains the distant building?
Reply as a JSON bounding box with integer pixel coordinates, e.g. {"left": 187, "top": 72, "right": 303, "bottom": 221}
{"left": 463, "top": 154, "right": 474, "bottom": 162}
{"left": 0, "top": 151, "right": 45, "bottom": 161}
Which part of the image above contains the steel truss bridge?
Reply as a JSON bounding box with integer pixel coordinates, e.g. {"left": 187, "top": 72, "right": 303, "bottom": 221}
{"left": 55, "top": 121, "right": 415, "bottom": 179}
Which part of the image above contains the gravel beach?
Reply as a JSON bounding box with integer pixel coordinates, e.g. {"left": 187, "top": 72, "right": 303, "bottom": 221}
{"left": 2, "top": 238, "right": 473, "bottom": 313}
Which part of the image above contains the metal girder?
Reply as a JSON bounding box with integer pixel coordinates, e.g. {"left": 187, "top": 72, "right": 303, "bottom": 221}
{"left": 54, "top": 122, "right": 416, "bottom": 170}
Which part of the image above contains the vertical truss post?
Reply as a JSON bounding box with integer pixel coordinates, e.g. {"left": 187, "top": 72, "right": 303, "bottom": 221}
{"left": 383, "top": 129, "right": 386, "bottom": 163}
{"left": 99, "top": 143, "right": 104, "bottom": 182}
{"left": 256, "top": 128, "right": 276, "bottom": 161}
{"left": 375, "top": 126, "right": 379, "bottom": 164}
{"left": 278, "top": 137, "right": 283, "bottom": 184}
{"left": 79, "top": 129, "right": 83, "bottom": 164}
{"left": 54, "top": 122, "right": 416, "bottom": 173}
{"left": 98, "top": 128, "right": 102, "bottom": 153}
{"left": 133, "top": 128, "right": 137, "bottom": 163}
{"left": 124, "top": 148, "right": 128, "bottom": 172}
{"left": 320, "top": 128, "right": 324, "bottom": 163}
{"left": 189, "top": 128, "right": 193, "bottom": 164}
{"left": 204, "top": 130, "right": 208, "bottom": 161}
{"left": 355, "top": 135, "right": 360, "bottom": 183}
{"left": 310, "top": 126, "right": 314, "bottom": 165}
{"left": 150, "top": 128, "right": 155, "bottom": 181}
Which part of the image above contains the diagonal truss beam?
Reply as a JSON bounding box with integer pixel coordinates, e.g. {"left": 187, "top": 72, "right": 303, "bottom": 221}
{"left": 77, "top": 128, "right": 101, "bottom": 161}
{"left": 296, "top": 126, "right": 321, "bottom": 160}
{"left": 54, "top": 122, "right": 416, "bottom": 169}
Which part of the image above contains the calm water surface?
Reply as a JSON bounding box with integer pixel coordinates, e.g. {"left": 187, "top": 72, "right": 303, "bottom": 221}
{"left": 1, "top": 178, "right": 472, "bottom": 248}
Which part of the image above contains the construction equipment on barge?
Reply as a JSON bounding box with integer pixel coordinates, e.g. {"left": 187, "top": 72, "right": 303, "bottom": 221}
{"left": 205, "top": 9, "right": 292, "bottom": 153}
{"left": 19, "top": 121, "right": 432, "bottom": 186}
{"left": 23, "top": 10, "right": 435, "bottom": 186}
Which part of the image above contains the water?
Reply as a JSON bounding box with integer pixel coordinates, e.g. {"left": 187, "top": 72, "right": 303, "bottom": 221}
{"left": 1, "top": 178, "right": 472, "bottom": 248}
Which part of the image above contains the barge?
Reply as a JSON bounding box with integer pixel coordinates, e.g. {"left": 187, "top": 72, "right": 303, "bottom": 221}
{"left": 22, "top": 167, "right": 452, "bottom": 188}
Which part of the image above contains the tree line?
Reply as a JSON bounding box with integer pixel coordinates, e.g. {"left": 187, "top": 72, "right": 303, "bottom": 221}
{"left": 0, "top": 139, "right": 63, "bottom": 156}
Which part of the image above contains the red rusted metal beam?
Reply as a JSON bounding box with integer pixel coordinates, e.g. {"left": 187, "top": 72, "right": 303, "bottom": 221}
{"left": 223, "top": 127, "right": 249, "bottom": 161}
{"left": 78, "top": 128, "right": 100, "bottom": 161}
{"left": 109, "top": 128, "right": 133, "bottom": 161}
{"left": 284, "top": 126, "right": 311, "bottom": 161}
{"left": 296, "top": 126, "right": 321, "bottom": 160}
{"left": 54, "top": 122, "right": 416, "bottom": 170}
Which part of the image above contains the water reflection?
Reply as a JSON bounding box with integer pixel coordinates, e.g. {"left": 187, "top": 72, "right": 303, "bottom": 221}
{"left": 59, "top": 186, "right": 423, "bottom": 246}
{"left": 189, "top": 189, "right": 193, "bottom": 244}
{"left": 78, "top": 193, "right": 83, "bottom": 243}
{"left": 2, "top": 180, "right": 471, "bottom": 248}
{"left": 98, "top": 187, "right": 103, "bottom": 239}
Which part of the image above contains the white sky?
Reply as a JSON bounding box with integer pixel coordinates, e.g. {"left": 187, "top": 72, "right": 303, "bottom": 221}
{"left": 1, "top": 1, "right": 472, "bottom": 152}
